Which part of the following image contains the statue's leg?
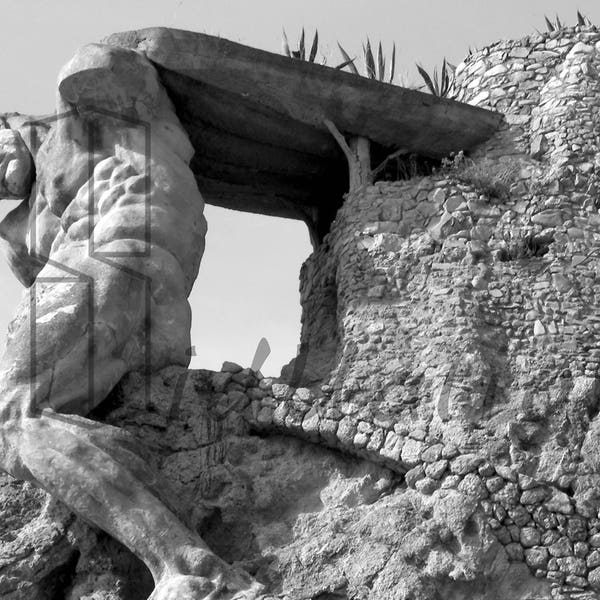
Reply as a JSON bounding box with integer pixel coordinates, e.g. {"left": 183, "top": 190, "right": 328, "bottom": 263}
{"left": 0, "top": 248, "right": 264, "bottom": 599}
{"left": 14, "top": 412, "right": 263, "bottom": 599}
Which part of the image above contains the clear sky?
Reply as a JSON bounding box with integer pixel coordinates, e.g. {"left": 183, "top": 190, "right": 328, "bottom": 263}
{"left": 2, "top": 0, "right": 600, "bottom": 376}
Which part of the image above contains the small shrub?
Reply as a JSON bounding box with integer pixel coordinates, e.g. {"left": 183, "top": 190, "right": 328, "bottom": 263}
{"left": 416, "top": 59, "right": 456, "bottom": 98}
{"left": 372, "top": 151, "right": 439, "bottom": 182}
{"left": 440, "top": 152, "right": 521, "bottom": 200}
{"left": 337, "top": 39, "right": 396, "bottom": 83}
{"left": 282, "top": 27, "right": 357, "bottom": 70}
{"left": 282, "top": 27, "right": 320, "bottom": 62}
{"left": 497, "top": 232, "right": 554, "bottom": 262}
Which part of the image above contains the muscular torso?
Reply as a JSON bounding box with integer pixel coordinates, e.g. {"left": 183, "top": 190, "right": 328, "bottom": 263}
{"left": 0, "top": 43, "right": 207, "bottom": 398}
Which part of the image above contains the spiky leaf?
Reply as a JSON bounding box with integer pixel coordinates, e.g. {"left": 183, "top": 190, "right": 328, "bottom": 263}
{"left": 282, "top": 29, "right": 291, "bottom": 58}
{"left": 441, "top": 59, "right": 447, "bottom": 91}
{"left": 299, "top": 27, "right": 305, "bottom": 61}
{"left": 365, "top": 38, "right": 376, "bottom": 79}
{"left": 443, "top": 59, "right": 455, "bottom": 96}
{"left": 444, "top": 59, "right": 453, "bottom": 95}
{"left": 390, "top": 43, "right": 396, "bottom": 83}
{"left": 555, "top": 14, "right": 562, "bottom": 29}
{"left": 545, "top": 15, "right": 555, "bottom": 31}
{"left": 417, "top": 63, "right": 437, "bottom": 95}
{"left": 309, "top": 29, "right": 319, "bottom": 63}
{"left": 577, "top": 10, "right": 587, "bottom": 26}
{"left": 378, "top": 42, "right": 384, "bottom": 81}
{"left": 338, "top": 42, "right": 360, "bottom": 75}
{"left": 335, "top": 57, "right": 357, "bottom": 70}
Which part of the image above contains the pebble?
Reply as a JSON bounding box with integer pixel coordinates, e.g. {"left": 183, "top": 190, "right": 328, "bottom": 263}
{"left": 556, "top": 556, "right": 587, "bottom": 577}
{"left": 421, "top": 444, "right": 444, "bottom": 463}
{"left": 415, "top": 477, "right": 439, "bottom": 495}
{"left": 587, "top": 550, "right": 600, "bottom": 569}
{"left": 545, "top": 490, "right": 574, "bottom": 515}
{"left": 521, "top": 527, "right": 542, "bottom": 547}
{"left": 521, "top": 488, "right": 549, "bottom": 504}
{"left": 450, "top": 453, "right": 483, "bottom": 475}
{"left": 425, "top": 459, "right": 448, "bottom": 480}
{"left": 401, "top": 438, "right": 425, "bottom": 467}
{"left": 589, "top": 566, "right": 600, "bottom": 586}
{"left": 525, "top": 546, "right": 549, "bottom": 569}
{"left": 549, "top": 537, "right": 573, "bottom": 558}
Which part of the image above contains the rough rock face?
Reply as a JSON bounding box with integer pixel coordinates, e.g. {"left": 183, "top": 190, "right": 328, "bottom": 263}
{"left": 0, "top": 473, "right": 153, "bottom": 599}
{"left": 1, "top": 366, "right": 554, "bottom": 599}
{"left": 6, "top": 20, "right": 600, "bottom": 600}
{"left": 279, "top": 22, "right": 600, "bottom": 597}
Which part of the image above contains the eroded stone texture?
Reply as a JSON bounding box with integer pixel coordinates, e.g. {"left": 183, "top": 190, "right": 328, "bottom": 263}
{"left": 98, "top": 368, "right": 557, "bottom": 600}
{"left": 277, "top": 22, "right": 600, "bottom": 598}
{"left": 0, "top": 365, "right": 561, "bottom": 599}
{"left": 0, "top": 473, "right": 153, "bottom": 599}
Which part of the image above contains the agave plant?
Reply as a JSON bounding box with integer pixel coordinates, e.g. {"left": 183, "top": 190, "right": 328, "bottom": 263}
{"left": 282, "top": 27, "right": 320, "bottom": 62}
{"left": 337, "top": 38, "right": 396, "bottom": 83}
{"left": 544, "top": 14, "right": 563, "bottom": 32}
{"left": 282, "top": 27, "right": 357, "bottom": 70}
{"left": 577, "top": 10, "right": 591, "bottom": 26}
{"left": 543, "top": 11, "right": 592, "bottom": 32}
{"left": 416, "top": 59, "right": 455, "bottom": 98}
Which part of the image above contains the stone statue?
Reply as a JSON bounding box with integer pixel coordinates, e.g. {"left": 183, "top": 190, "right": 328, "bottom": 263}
{"left": 0, "top": 43, "right": 264, "bottom": 599}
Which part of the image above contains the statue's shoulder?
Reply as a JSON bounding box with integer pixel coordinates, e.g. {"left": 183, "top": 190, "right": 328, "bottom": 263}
{"left": 57, "top": 43, "right": 163, "bottom": 122}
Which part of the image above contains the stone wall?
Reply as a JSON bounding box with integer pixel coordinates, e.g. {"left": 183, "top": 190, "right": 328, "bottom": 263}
{"left": 100, "top": 365, "right": 554, "bottom": 600}
{"left": 284, "top": 21, "right": 600, "bottom": 596}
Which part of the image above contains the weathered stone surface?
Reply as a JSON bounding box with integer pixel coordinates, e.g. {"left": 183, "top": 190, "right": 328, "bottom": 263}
{"left": 521, "top": 527, "right": 542, "bottom": 548}
{"left": 589, "top": 566, "right": 600, "bottom": 587}
{"left": 549, "top": 537, "right": 573, "bottom": 558}
{"left": 450, "top": 454, "right": 483, "bottom": 476}
{"left": 0, "top": 368, "right": 553, "bottom": 599}
{"left": 525, "top": 546, "right": 549, "bottom": 570}
{"left": 520, "top": 487, "right": 549, "bottom": 505}
{"left": 401, "top": 438, "right": 424, "bottom": 467}
{"left": 0, "top": 473, "right": 153, "bottom": 600}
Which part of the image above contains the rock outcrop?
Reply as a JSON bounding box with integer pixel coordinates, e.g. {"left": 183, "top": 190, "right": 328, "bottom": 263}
{"left": 0, "top": 366, "right": 554, "bottom": 600}
{"left": 6, "top": 19, "right": 600, "bottom": 600}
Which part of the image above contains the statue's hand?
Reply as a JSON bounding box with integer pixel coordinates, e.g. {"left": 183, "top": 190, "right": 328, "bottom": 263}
{"left": 0, "top": 128, "right": 34, "bottom": 200}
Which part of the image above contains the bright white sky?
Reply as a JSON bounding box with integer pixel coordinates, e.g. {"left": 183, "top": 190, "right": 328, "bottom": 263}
{"left": 2, "top": 0, "right": 600, "bottom": 375}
